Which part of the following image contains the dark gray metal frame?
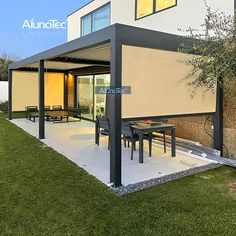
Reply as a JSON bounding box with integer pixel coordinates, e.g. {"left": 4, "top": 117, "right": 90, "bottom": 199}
{"left": 8, "top": 23, "right": 222, "bottom": 187}
{"left": 214, "top": 81, "right": 223, "bottom": 156}
{"left": 39, "top": 60, "right": 45, "bottom": 139}
{"left": 74, "top": 76, "right": 78, "bottom": 109}
{"left": 109, "top": 37, "right": 122, "bottom": 186}
{"left": 64, "top": 74, "right": 68, "bottom": 109}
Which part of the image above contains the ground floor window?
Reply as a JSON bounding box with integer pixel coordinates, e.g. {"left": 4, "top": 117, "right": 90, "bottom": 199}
{"left": 77, "top": 74, "right": 110, "bottom": 121}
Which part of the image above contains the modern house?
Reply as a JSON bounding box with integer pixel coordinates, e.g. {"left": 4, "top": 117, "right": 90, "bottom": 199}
{"left": 8, "top": 0, "right": 235, "bottom": 187}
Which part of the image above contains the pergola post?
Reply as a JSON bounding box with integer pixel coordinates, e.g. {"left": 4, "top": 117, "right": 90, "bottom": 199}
{"left": 38, "top": 60, "right": 45, "bottom": 139}
{"left": 109, "top": 38, "right": 122, "bottom": 187}
{"left": 214, "top": 81, "right": 224, "bottom": 156}
{"left": 8, "top": 69, "right": 13, "bottom": 120}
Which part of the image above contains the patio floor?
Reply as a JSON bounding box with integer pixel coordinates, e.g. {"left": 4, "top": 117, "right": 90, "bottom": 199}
{"left": 11, "top": 118, "right": 215, "bottom": 186}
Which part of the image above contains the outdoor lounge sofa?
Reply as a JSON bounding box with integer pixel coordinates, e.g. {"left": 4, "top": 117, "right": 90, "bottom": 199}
{"left": 26, "top": 105, "right": 71, "bottom": 123}
{"left": 52, "top": 105, "right": 63, "bottom": 111}
{"left": 25, "top": 106, "right": 38, "bottom": 119}
{"left": 25, "top": 106, "right": 39, "bottom": 122}
{"left": 26, "top": 106, "right": 52, "bottom": 122}
{"left": 25, "top": 105, "right": 83, "bottom": 123}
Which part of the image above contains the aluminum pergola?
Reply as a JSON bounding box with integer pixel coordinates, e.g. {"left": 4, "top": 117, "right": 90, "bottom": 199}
{"left": 8, "top": 24, "right": 223, "bottom": 187}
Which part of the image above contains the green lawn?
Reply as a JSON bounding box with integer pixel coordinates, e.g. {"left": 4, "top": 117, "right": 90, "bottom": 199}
{"left": 0, "top": 113, "right": 236, "bottom": 236}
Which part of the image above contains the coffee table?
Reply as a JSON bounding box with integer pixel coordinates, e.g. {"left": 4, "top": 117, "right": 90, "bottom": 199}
{"left": 46, "top": 111, "right": 69, "bottom": 123}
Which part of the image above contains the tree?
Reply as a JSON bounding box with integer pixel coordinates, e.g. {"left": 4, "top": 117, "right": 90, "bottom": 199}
{"left": 178, "top": 3, "right": 236, "bottom": 94}
{"left": 0, "top": 53, "right": 20, "bottom": 81}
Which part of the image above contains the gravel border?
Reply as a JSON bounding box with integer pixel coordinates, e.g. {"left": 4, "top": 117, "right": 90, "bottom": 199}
{"left": 112, "top": 163, "right": 222, "bottom": 196}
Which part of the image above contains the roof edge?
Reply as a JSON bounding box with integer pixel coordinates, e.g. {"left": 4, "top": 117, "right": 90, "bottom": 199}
{"left": 9, "top": 24, "right": 195, "bottom": 70}
{"left": 67, "top": 0, "right": 95, "bottom": 18}
{"left": 9, "top": 24, "right": 116, "bottom": 70}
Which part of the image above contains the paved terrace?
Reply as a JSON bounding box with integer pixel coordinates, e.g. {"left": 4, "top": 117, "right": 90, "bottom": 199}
{"left": 11, "top": 119, "right": 216, "bottom": 187}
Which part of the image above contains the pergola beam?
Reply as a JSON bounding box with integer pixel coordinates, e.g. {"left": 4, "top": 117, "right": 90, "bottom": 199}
{"left": 50, "top": 57, "right": 110, "bottom": 66}
{"left": 15, "top": 68, "right": 66, "bottom": 73}
{"left": 38, "top": 60, "right": 45, "bottom": 139}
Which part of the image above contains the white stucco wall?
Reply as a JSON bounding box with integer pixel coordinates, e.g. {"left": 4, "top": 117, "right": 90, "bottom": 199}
{"left": 0, "top": 81, "right": 8, "bottom": 102}
{"left": 67, "top": 0, "right": 235, "bottom": 41}
{"left": 12, "top": 72, "right": 64, "bottom": 112}
{"left": 122, "top": 45, "right": 216, "bottom": 118}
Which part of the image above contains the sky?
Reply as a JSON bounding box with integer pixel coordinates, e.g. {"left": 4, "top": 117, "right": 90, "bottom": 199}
{"left": 0, "top": 0, "right": 90, "bottom": 59}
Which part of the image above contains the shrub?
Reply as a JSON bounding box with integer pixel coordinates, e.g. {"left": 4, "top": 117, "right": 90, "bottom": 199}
{"left": 179, "top": 4, "right": 236, "bottom": 93}
{"left": 0, "top": 101, "right": 8, "bottom": 113}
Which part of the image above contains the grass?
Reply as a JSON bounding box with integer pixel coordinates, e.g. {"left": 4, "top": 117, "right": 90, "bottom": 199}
{"left": 0, "top": 113, "right": 236, "bottom": 235}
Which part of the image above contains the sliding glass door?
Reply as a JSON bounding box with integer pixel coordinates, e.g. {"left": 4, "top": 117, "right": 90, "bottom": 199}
{"left": 77, "top": 75, "right": 94, "bottom": 120}
{"left": 77, "top": 74, "right": 110, "bottom": 121}
{"left": 94, "top": 74, "right": 110, "bottom": 118}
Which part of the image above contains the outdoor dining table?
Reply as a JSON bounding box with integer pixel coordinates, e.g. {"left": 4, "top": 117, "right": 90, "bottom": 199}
{"left": 131, "top": 123, "right": 176, "bottom": 163}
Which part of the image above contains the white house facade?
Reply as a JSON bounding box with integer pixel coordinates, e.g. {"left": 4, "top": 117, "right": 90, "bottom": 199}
{"left": 67, "top": 0, "right": 235, "bottom": 41}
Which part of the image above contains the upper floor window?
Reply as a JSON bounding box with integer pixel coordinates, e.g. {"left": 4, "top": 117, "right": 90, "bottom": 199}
{"left": 81, "top": 3, "right": 110, "bottom": 36}
{"left": 136, "top": 0, "right": 177, "bottom": 20}
{"left": 82, "top": 14, "right": 92, "bottom": 36}
{"left": 156, "top": 0, "right": 176, "bottom": 11}
{"left": 137, "top": 0, "right": 154, "bottom": 19}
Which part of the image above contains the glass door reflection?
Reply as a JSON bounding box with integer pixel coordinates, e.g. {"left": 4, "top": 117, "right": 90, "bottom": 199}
{"left": 77, "top": 75, "right": 94, "bottom": 120}
{"left": 94, "top": 74, "right": 110, "bottom": 118}
{"left": 77, "top": 74, "right": 110, "bottom": 121}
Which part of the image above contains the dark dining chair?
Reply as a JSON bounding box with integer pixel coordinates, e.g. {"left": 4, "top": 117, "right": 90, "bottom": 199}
{"left": 122, "top": 122, "right": 152, "bottom": 160}
{"left": 96, "top": 116, "right": 110, "bottom": 150}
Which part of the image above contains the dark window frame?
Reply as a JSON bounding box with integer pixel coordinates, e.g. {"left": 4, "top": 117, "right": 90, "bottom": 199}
{"left": 81, "top": 2, "right": 111, "bottom": 36}
{"left": 135, "top": 0, "right": 178, "bottom": 21}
